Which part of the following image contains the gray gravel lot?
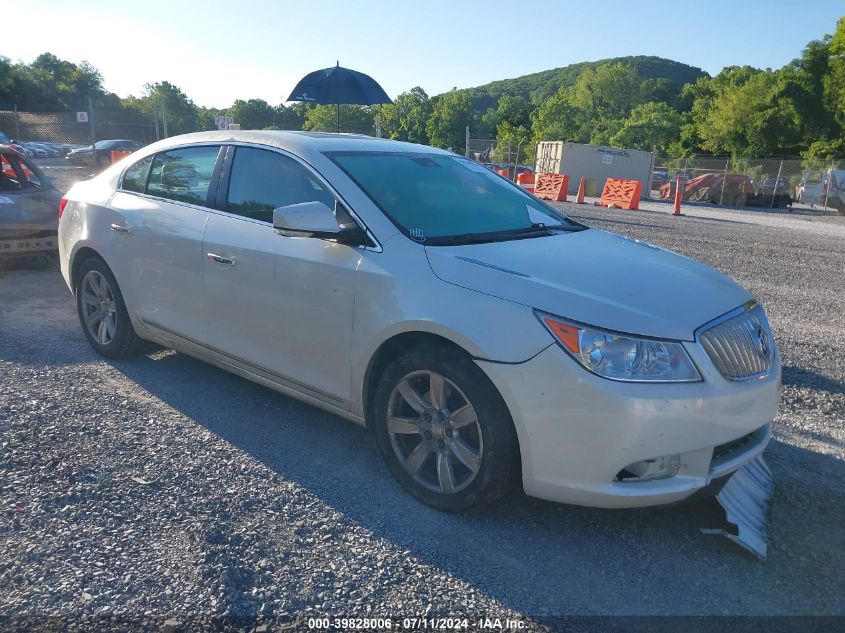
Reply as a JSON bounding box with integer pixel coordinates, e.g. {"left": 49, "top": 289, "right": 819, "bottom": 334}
{"left": 1, "top": 194, "right": 844, "bottom": 630}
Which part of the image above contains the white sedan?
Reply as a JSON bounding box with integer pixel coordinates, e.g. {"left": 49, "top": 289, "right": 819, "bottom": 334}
{"left": 57, "top": 131, "right": 780, "bottom": 511}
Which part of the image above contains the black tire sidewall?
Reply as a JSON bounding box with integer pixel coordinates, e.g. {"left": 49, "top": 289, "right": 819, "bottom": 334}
{"left": 373, "top": 344, "right": 518, "bottom": 512}
{"left": 75, "top": 258, "right": 134, "bottom": 357}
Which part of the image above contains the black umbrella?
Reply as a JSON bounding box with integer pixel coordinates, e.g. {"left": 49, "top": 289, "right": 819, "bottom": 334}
{"left": 287, "top": 62, "right": 392, "bottom": 132}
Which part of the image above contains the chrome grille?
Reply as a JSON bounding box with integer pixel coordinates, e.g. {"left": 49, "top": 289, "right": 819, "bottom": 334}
{"left": 699, "top": 305, "right": 774, "bottom": 380}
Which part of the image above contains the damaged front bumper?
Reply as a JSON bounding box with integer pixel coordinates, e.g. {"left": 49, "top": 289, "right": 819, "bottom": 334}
{"left": 703, "top": 455, "right": 775, "bottom": 559}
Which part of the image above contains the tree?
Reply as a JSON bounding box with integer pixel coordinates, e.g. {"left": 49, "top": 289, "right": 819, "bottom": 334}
{"left": 494, "top": 120, "right": 531, "bottom": 164}
{"left": 531, "top": 87, "right": 582, "bottom": 143}
{"left": 303, "top": 104, "right": 374, "bottom": 134}
{"left": 124, "top": 81, "right": 199, "bottom": 136}
{"left": 639, "top": 78, "right": 680, "bottom": 109}
{"left": 824, "top": 17, "right": 845, "bottom": 132}
{"left": 690, "top": 67, "right": 771, "bottom": 156}
{"left": 610, "top": 102, "right": 683, "bottom": 153}
{"left": 229, "top": 98, "right": 275, "bottom": 129}
{"left": 572, "top": 62, "right": 641, "bottom": 122}
{"left": 273, "top": 103, "right": 308, "bottom": 130}
{"left": 426, "top": 89, "right": 475, "bottom": 153}
{"left": 0, "top": 53, "right": 110, "bottom": 111}
{"left": 378, "top": 87, "right": 432, "bottom": 143}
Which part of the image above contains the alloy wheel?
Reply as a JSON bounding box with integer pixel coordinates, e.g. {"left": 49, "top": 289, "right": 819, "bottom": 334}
{"left": 80, "top": 270, "right": 117, "bottom": 346}
{"left": 386, "top": 370, "right": 483, "bottom": 494}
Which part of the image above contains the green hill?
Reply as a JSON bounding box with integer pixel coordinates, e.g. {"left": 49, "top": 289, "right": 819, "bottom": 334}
{"left": 458, "top": 55, "right": 709, "bottom": 111}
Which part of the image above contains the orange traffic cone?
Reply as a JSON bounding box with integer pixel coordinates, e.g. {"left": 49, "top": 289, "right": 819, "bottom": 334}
{"left": 575, "top": 177, "right": 585, "bottom": 204}
{"left": 673, "top": 175, "right": 682, "bottom": 216}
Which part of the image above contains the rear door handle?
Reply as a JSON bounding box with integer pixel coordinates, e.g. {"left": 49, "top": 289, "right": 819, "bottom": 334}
{"left": 109, "top": 223, "right": 130, "bottom": 233}
{"left": 207, "top": 252, "right": 236, "bottom": 265}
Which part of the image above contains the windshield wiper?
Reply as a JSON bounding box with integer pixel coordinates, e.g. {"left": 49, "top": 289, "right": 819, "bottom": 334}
{"left": 433, "top": 226, "right": 552, "bottom": 245}
{"left": 428, "top": 222, "right": 585, "bottom": 246}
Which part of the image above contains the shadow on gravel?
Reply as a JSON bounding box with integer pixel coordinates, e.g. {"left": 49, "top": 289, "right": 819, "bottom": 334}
{"left": 106, "top": 349, "right": 845, "bottom": 615}
{"left": 782, "top": 365, "right": 845, "bottom": 395}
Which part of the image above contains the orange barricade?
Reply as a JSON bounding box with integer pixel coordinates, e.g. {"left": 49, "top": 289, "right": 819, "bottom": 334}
{"left": 495, "top": 168, "right": 510, "bottom": 179}
{"left": 534, "top": 173, "right": 568, "bottom": 201}
{"left": 516, "top": 171, "right": 535, "bottom": 193}
{"left": 596, "top": 178, "right": 642, "bottom": 210}
{"left": 110, "top": 150, "right": 132, "bottom": 164}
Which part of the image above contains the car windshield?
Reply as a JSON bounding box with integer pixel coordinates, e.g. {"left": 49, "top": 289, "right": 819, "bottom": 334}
{"left": 328, "top": 151, "right": 582, "bottom": 245}
{"left": 94, "top": 140, "right": 118, "bottom": 149}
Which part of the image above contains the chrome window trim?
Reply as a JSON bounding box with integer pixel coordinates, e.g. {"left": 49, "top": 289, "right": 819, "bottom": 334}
{"left": 116, "top": 141, "right": 382, "bottom": 253}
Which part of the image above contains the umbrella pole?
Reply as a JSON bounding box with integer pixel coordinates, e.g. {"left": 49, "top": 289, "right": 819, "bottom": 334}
{"left": 336, "top": 104, "right": 340, "bottom": 133}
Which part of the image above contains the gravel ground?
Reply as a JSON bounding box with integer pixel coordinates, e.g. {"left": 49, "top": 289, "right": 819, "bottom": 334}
{"left": 1, "top": 196, "right": 844, "bottom": 631}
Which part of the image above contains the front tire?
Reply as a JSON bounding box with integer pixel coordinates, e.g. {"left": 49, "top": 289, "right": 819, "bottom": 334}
{"left": 373, "top": 344, "right": 519, "bottom": 512}
{"left": 75, "top": 257, "right": 146, "bottom": 357}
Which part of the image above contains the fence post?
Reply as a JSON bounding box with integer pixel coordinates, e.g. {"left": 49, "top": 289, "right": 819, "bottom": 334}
{"left": 13, "top": 104, "right": 20, "bottom": 140}
{"left": 770, "top": 159, "right": 784, "bottom": 209}
{"left": 162, "top": 102, "right": 169, "bottom": 138}
{"left": 719, "top": 156, "right": 730, "bottom": 205}
{"left": 89, "top": 97, "right": 96, "bottom": 153}
{"left": 823, "top": 161, "right": 833, "bottom": 210}
{"left": 465, "top": 126, "right": 470, "bottom": 158}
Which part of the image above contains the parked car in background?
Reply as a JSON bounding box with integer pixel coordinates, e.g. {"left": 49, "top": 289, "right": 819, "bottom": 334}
{"left": 58, "top": 131, "right": 780, "bottom": 512}
{"left": 7, "top": 143, "right": 34, "bottom": 158}
{"left": 797, "top": 171, "right": 825, "bottom": 206}
{"left": 753, "top": 176, "right": 792, "bottom": 208}
{"left": 756, "top": 177, "right": 790, "bottom": 197}
{"left": 23, "top": 143, "right": 49, "bottom": 158}
{"left": 651, "top": 169, "right": 669, "bottom": 190}
{"left": 66, "top": 139, "right": 144, "bottom": 167}
{"left": 0, "top": 145, "right": 62, "bottom": 257}
{"left": 822, "top": 168, "right": 845, "bottom": 214}
{"left": 0, "top": 130, "right": 10, "bottom": 144}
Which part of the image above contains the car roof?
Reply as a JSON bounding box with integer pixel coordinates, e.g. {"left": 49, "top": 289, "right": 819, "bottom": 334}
{"left": 136, "top": 130, "right": 455, "bottom": 160}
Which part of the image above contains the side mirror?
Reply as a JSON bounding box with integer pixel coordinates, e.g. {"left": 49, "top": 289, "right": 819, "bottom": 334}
{"left": 272, "top": 200, "right": 369, "bottom": 246}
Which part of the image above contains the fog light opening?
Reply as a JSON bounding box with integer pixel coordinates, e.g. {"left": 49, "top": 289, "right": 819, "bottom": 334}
{"left": 616, "top": 455, "right": 681, "bottom": 482}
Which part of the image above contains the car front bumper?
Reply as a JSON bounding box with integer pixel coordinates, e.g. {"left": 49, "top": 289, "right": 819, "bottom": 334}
{"left": 475, "top": 342, "right": 780, "bottom": 508}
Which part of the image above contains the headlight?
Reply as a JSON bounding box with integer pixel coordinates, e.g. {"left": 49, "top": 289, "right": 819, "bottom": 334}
{"left": 537, "top": 312, "right": 701, "bottom": 382}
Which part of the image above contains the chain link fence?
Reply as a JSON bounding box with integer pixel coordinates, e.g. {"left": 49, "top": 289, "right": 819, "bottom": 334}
{"left": 652, "top": 154, "right": 845, "bottom": 212}
{"left": 0, "top": 110, "right": 157, "bottom": 147}
{"left": 466, "top": 137, "right": 529, "bottom": 179}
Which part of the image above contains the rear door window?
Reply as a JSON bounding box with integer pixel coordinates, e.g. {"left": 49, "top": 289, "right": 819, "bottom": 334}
{"left": 121, "top": 155, "right": 153, "bottom": 193}
{"left": 147, "top": 146, "right": 221, "bottom": 206}
{"left": 225, "top": 146, "right": 335, "bottom": 223}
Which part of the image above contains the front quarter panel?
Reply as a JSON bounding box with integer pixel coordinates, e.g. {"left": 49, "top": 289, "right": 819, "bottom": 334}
{"left": 349, "top": 235, "right": 553, "bottom": 417}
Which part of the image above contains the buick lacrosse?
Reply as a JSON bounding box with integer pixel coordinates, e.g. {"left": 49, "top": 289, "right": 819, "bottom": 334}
{"left": 58, "top": 131, "right": 780, "bottom": 511}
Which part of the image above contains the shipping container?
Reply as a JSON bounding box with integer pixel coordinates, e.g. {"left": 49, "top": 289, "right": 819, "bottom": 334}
{"left": 534, "top": 141, "right": 654, "bottom": 199}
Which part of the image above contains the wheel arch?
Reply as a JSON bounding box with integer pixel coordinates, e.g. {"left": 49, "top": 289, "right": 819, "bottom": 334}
{"left": 69, "top": 245, "right": 108, "bottom": 292}
{"left": 362, "top": 331, "right": 475, "bottom": 430}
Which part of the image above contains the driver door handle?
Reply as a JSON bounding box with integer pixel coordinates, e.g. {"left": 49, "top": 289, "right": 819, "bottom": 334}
{"left": 109, "top": 223, "right": 130, "bottom": 233}
{"left": 207, "top": 252, "right": 236, "bottom": 266}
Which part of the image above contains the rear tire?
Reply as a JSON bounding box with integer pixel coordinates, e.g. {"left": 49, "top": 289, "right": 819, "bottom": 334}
{"left": 75, "top": 257, "right": 146, "bottom": 358}
{"left": 373, "top": 343, "right": 519, "bottom": 512}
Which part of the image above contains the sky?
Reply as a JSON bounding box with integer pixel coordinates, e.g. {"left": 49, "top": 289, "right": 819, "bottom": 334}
{"left": 3, "top": 0, "right": 843, "bottom": 109}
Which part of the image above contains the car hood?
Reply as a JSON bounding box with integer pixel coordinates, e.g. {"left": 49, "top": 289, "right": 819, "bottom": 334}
{"left": 424, "top": 228, "right": 751, "bottom": 341}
